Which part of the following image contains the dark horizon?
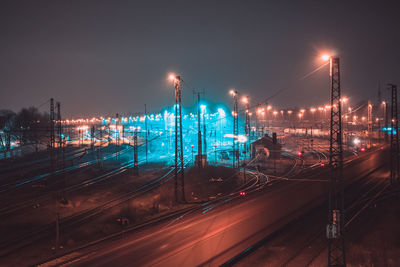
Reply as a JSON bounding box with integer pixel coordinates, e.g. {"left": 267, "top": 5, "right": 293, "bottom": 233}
{"left": 1, "top": 0, "right": 399, "bottom": 117}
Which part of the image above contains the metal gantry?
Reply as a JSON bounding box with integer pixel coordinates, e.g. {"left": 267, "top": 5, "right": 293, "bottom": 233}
{"left": 389, "top": 83, "right": 399, "bottom": 184}
{"left": 327, "top": 57, "right": 346, "bottom": 267}
{"left": 173, "top": 75, "right": 185, "bottom": 203}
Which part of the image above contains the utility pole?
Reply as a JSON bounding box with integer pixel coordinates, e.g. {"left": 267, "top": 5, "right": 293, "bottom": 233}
{"left": 327, "top": 57, "right": 346, "bottom": 267}
{"left": 378, "top": 82, "right": 382, "bottom": 142}
{"left": 389, "top": 84, "right": 399, "bottom": 184}
{"left": 367, "top": 101, "right": 372, "bottom": 148}
{"left": 384, "top": 101, "right": 389, "bottom": 143}
{"left": 145, "top": 104, "right": 148, "bottom": 164}
{"left": 172, "top": 75, "right": 185, "bottom": 203}
{"left": 133, "top": 127, "right": 139, "bottom": 176}
{"left": 50, "top": 98, "right": 55, "bottom": 172}
{"left": 231, "top": 90, "right": 239, "bottom": 169}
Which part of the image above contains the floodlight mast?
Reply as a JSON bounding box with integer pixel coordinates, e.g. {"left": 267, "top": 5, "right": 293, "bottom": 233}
{"left": 230, "top": 90, "right": 239, "bottom": 169}
{"left": 325, "top": 55, "right": 346, "bottom": 267}
{"left": 170, "top": 74, "right": 185, "bottom": 203}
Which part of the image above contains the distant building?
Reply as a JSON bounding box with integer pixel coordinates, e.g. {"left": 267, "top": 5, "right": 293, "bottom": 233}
{"left": 252, "top": 134, "right": 281, "bottom": 160}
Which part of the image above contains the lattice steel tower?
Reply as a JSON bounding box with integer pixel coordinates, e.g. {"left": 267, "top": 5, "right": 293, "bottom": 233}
{"left": 327, "top": 57, "right": 346, "bottom": 267}
{"left": 194, "top": 91, "right": 203, "bottom": 168}
{"left": 231, "top": 90, "right": 239, "bottom": 168}
{"left": 244, "top": 96, "right": 251, "bottom": 155}
{"left": 389, "top": 84, "right": 399, "bottom": 184}
{"left": 367, "top": 101, "right": 372, "bottom": 148}
{"left": 56, "top": 102, "right": 64, "bottom": 169}
{"left": 133, "top": 127, "right": 139, "bottom": 176}
{"left": 50, "top": 98, "right": 55, "bottom": 171}
{"left": 173, "top": 75, "right": 185, "bottom": 203}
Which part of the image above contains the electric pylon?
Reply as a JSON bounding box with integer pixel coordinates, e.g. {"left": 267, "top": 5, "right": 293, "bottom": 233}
{"left": 327, "top": 57, "right": 346, "bottom": 267}
{"left": 173, "top": 75, "right": 185, "bottom": 203}
{"left": 389, "top": 84, "right": 399, "bottom": 184}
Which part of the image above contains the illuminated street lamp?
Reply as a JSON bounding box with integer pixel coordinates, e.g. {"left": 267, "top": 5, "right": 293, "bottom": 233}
{"left": 298, "top": 112, "right": 303, "bottom": 120}
{"left": 321, "top": 54, "right": 331, "bottom": 61}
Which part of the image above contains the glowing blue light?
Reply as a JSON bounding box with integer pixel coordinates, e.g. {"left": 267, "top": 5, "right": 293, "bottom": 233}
{"left": 382, "top": 127, "right": 397, "bottom": 134}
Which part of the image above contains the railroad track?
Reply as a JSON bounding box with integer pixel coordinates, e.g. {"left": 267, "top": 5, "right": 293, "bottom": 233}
{"left": 278, "top": 176, "right": 389, "bottom": 266}
{"left": 0, "top": 147, "right": 87, "bottom": 184}
{"left": 0, "top": 156, "right": 190, "bottom": 258}
{"left": 0, "top": 146, "right": 133, "bottom": 193}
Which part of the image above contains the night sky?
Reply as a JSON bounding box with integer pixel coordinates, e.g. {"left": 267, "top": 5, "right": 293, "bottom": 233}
{"left": 1, "top": 0, "right": 399, "bottom": 117}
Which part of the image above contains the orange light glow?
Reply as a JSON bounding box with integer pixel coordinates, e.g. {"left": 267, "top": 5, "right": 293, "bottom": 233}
{"left": 168, "top": 74, "right": 176, "bottom": 81}
{"left": 321, "top": 54, "right": 331, "bottom": 61}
